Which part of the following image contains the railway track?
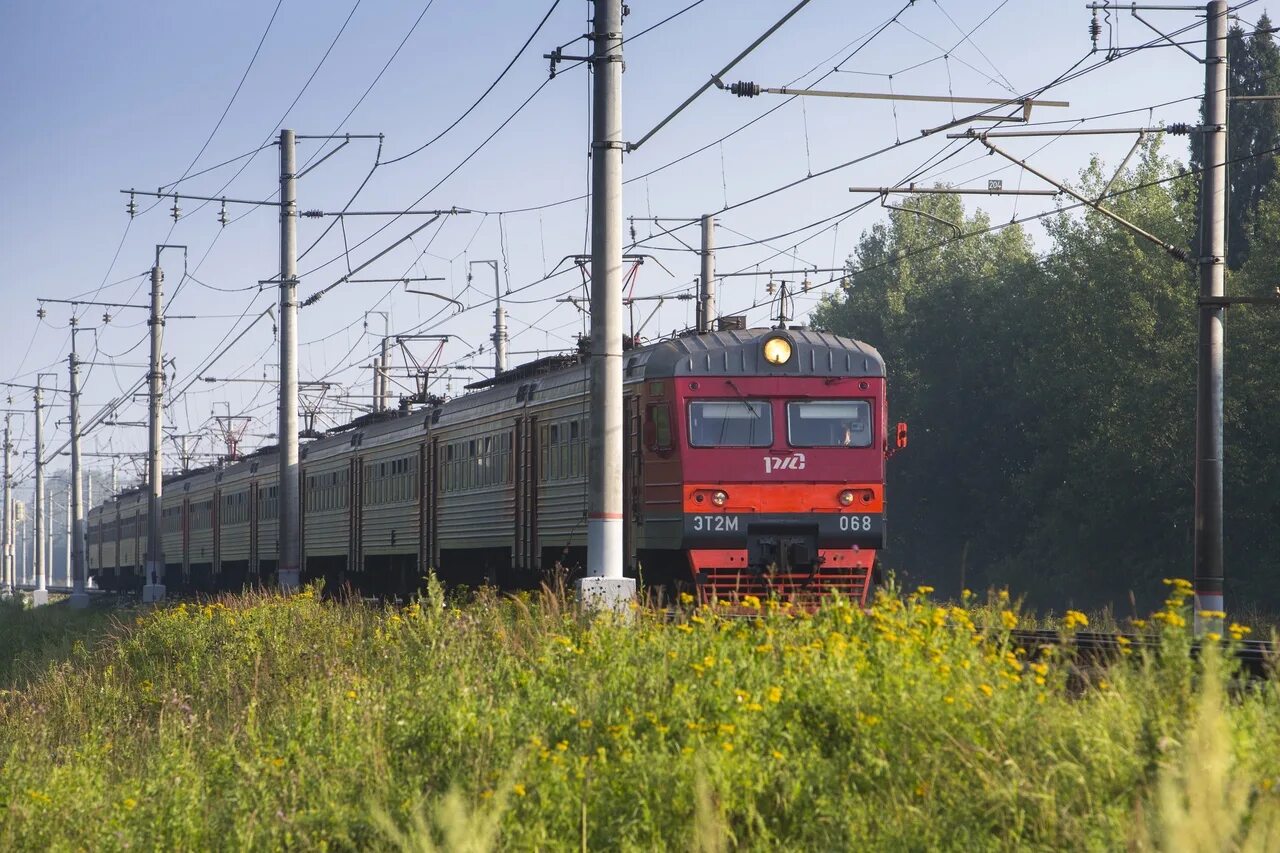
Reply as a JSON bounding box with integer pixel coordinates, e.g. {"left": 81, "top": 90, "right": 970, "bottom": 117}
{"left": 1010, "top": 628, "right": 1276, "bottom": 680}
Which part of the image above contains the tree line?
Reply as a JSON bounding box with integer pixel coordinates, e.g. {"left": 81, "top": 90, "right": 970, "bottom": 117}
{"left": 812, "top": 17, "right": 1280, "bottom": 613}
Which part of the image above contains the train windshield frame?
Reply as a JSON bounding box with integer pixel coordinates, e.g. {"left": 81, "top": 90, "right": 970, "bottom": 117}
{"left": 687, "top": 400, "right": 773, "bottom": 447}
{"left": 786, "top": 400, "right": 873, "bottom": 448}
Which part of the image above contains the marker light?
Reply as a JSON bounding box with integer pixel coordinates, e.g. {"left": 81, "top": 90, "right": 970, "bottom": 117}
{"left": 712, "top": 490, "right": 728, "bottom": 507}
{"left": 839, "top": 489, "right": 855, "bottom": 506}
{"left": 762, "top": 335, "right": 793, "bottom": 365}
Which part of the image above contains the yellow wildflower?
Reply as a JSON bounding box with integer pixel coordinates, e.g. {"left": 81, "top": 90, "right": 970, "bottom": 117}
{"left": 1063, "top": 610, "right": 1089, "bottom": 630}
{"left": 916, "top": 585, "right": 934, "bottom": 596}
{"left": 123, "top": 797, "right": 137, "bottom": 810}
{"left": 346, "top": 690, "right": 358, "bottom": 700}
{"left": 513, "top": 784, "right": 527, "bottom": 797}
{"left": 767, "top": 686, "right": 783, "bottom": 703}
{"left": 1229, "top": 623, "right": 1252, "bottom": 640}
{"left": 679, "top": 592, "right": 694, "bottom": 605}
{"left": 978, "top": 684, "right": 994, "bottom": 697}
{"left": 1001, "top": 610, "right": 1019, "bottom": 630}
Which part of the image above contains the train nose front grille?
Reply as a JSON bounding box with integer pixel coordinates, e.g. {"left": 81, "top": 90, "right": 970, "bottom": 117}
{"left": 693, "top": 564, "right": 872, "bottom": 607}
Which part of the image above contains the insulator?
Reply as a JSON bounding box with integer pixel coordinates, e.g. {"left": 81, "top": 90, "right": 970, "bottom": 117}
{"left": 1089, "top": 12, "right": 1102, "bottom": 47}
{"left": 729, "top": 80, "right": 761, "bottom": 98}
{"left": 218, "top": 201, "right": 229, "bottom": 227}
{"left": 102, "top": 312, "right": 112, "bottom": 325}
{"left": 1166, "top": 122, "right": 1192, "bottom": 135}
{"left": 765, "top": 281, "right": 776, "bottom": 295}
{"left": 171, "top": 195, "right": 181, "bottom": 221}
{"left": 802, "top": 278, "right": 811, "bottom": 293}
{"left": 126, "top": 192, "right": 137, "bottom": 218}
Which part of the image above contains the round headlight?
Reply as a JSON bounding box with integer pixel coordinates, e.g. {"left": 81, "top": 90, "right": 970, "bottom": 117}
{"left": 762, "top": 335, "right": 793, "bottom": 365}
{"left": 839, "top": 489, "right": 855, "bottom": 506}
{"left": 712, "top": 490, "right": 728, "bottom": 507}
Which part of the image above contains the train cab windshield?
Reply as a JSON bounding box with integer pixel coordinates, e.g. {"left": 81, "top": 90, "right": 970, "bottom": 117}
{"left": 787, "top": 400, "right": 872, "bottom": 447}
{"left": 688, "top": 400, "right": 772, "bottom": 447}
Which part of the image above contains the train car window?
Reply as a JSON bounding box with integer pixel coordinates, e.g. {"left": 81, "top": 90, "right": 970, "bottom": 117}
{"left": 539, "top": 426, "right": 550, "bottom": 481}
{"left": 645, "top": 403, "right": 673, "bottom": 451}
{"left": 688, "top": 400, "right": 772, "bottom": 447}
{"left": 786, "top": 400, "right": 873, "bottom": 447}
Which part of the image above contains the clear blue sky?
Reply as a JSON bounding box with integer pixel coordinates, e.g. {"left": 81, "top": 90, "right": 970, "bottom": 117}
{"left": 0, "top": 0, "right": 1238, "bottom": 479}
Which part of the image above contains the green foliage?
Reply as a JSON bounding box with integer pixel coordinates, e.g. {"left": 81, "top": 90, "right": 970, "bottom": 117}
{"left": 1192, "top": 15, "right": 1280, "bottom": 269}
{"left": 0, "top": 597, "right": 118, "bottom": 688}
{"left": 1, "top": 587, "right": 1278, "bottom": 850}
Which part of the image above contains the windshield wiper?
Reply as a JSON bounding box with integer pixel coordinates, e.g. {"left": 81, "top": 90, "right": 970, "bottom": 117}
{"left": 724, "top": 380, "right": 760, "bottom": 417}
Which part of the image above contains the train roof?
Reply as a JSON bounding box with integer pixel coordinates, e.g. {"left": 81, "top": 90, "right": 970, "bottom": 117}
{"left": 90, "top": 328, "right": 882, "bottom": 510}
{"left": 627, "top": 327, "right": 884, "bottom": 380}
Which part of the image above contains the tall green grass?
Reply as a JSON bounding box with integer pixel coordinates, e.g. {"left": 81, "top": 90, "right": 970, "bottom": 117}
{"left": 0, "top": 596, "right": 118, "bottom": 687}
{"left": 0, "top": 583, "right": 1276, "bottom": 850}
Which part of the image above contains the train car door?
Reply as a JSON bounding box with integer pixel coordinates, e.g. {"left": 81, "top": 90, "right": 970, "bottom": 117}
{"left": 514, "top": 415, "right": 539, "bottom": 572}
{"left": 348, "top": 455, "right": 361, "bottom": 578}
{"left": 421, "top": 438, "right": 438, "bottom": 575}
{"left": 248, "top": 477, "right": 258, "bottom": 580}
{"left": 182, "top": 495, "right": 191, "bottom": 584}
{"left": 623, "top": 395, "right": 642, "bottom": 575}
{"left": 298, "top": 463, "right": 307, "bottom": 577}
{"left": 212, "top": 488, "right": 222, "bottom": 584}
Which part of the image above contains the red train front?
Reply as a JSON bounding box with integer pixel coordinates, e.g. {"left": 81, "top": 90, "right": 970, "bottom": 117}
{"left": 629, "top": 327, "right": 892, "bottom": 605}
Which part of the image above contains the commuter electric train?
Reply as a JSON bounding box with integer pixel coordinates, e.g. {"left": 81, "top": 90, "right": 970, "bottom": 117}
{"left": 87, "top": 327, "right": 897, "bottom": 603}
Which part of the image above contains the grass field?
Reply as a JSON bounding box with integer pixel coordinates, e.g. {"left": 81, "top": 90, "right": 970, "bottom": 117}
{"left": 1, "top": 580, "right": 1278, "bottom": 851}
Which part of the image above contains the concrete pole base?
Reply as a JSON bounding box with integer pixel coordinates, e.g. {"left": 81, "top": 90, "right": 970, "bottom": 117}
{"left": 69, "top": 592, "right": 91, "bottom": 609}
{"left": 277, "top": 569, "right": 301, "bottom": 592}
{"left": 141, "top": 584, "right": 166, "bottom": 603}
{"left": 30, "top": 589, "right": 49, "bottom": 607}
{"left": 575, "top": 576, "right": 636, "bottom": 612}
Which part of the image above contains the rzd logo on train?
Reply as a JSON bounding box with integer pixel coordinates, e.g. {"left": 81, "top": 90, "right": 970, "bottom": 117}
{"left": 763, "top": 452, "right": 806, "bottom": 474}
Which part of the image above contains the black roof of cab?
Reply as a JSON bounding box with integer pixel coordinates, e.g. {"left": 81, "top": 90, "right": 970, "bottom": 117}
{"left": 627, "top": 328, "right": 885, "bottom": 381}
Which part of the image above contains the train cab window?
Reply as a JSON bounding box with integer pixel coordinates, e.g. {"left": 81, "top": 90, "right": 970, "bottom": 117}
{"left": 688, "top": 400, "right": 772, "bottom": 447}
{"left": 786, "top": 400, "right": 872, "bottom": 447}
